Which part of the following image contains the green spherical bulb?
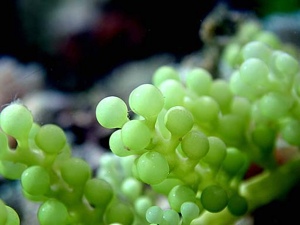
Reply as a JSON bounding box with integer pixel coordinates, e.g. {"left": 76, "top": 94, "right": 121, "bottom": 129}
{"left": 222, "top": 43, "right": 242, "bottom": 67}
{"left": 237, "top": 21, "right": 261, "bottom": 41}
{"left": 21, "top": 166, "right": 50, "bottom": 196}
{"left": 109, "top": 130, "right": 132, "bottom": 157}
{"left": 164, "top": 106, "right": 194, "bottom": 137}
{"left": 275, "top": 51, "right": 299, "bottom": 76}
{"left": 227, "top": 194, "right": 248, "bottom": 216}
{"left": 280, "top": 119, "right": 300, "bottom": 146}
{"left": 159, "top": 80, "right": 186, "bottom": 109}
{"left": 0, "top": 103, "right": 33, "bottom": 139}
{"left": 259, "top": 92, "right": 292, "bottom": 120}
{"left": 121, "top": 177, "right": 142, "bottom": 201}
{"left": 136, "top": 151, "right": 169, "bottom": 185}
{"left": 60, "top": 158, "right": 91, "bottom": 187}
{"left": 35, "top": 124, "right": 67, "bottom": 154}
{"left": 201, "top": 185, "right": 228, "bottom": 213}
{"left": 181, "top": 202, "right": 200, "bottom": 225}
{"left": 242, "top": 41, "right": 271, "bottom": 62}
{"left": 254, "top": 31, "right": 281, "bottom": 49}
{"left": 104, "top": 202, "right": 134, "bottom": 225}
{"left": 146, "top": 206, "right": 163, "bottom": 224}
{"left": 134, "top": 196, "right": 152, "bottom": 217}
{"left": 162, "top": 209, "right": 180, "bottom": 224}
{"left": 96, "top": 96, "right": 129, "bottom": 129}
{"left": 202, "top": 137, "right": 227, "bottom": 168}
{"left": 84, "top": 178, "right": 113, "bottom": 207}
{"left": 189, "top": 96, "right": 220, "bottom": 123}
{"left": 251, "top": 125, "right": 276, "bottom": 153}
{"left": 222, "top": 147, "right": 247, "bottom": 176}
{"left": 229, "top": 70, "right": 259, "bottom": 100}
{"left": 38, "top": 199, "right": 69, "bottom": 225}
{"left": 129, "top": 84, "right": 164, "bottom": 118}
{"left": 181, "top": 130, "right": 209, "bottom": 160}
{"left": 217, "top": 114, "right": 246, "bottom": 145}
{"left": 168, "top": 185, "right": 196, "bottom": 212}
{"left": 230, "top": 97, "right": 251, "bottom": 119}
{"left": 152, "top": 65, "right": 180, "bottom": 87}
{"left": 209, "top": 79, "right": 233, "bottom": 111}
{"left": 121, "top": 120, "right": 151, "bottom": 151}
{"left": 239, "top": 58, "right": 269, "bottom": 87}
{"left": 185, "top": 68, "right": 212, "bottom": 96}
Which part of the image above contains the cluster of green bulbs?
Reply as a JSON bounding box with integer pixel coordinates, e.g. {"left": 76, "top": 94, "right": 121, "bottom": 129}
{"left": 94, "top": 35, "right": 300, "bottom": 224}
{"left": 0, "top": 103, "right": 129, "bottom": 225}
{"left": 0, "top": 21, "right": 300, "bottom": 225}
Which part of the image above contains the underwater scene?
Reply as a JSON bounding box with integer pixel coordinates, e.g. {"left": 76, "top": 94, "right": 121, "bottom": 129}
{"left": 0, "top": 0, "right": 300, "bottom": 224}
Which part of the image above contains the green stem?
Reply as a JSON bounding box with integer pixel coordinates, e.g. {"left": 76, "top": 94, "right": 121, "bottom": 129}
{"left": 191, "top": 208, "right": 237, "bottom": 225}
{"left": 240, "top": 157, "right": 300, "bottom": 210}
{"left": 192, "top": 158, "right": 300, "bottom": 225}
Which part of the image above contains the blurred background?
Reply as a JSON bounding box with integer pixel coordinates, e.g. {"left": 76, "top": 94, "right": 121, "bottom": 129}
{"left": 1, "top": 0, "right": 299, "bottom": 92}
